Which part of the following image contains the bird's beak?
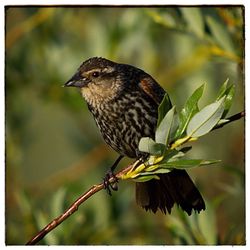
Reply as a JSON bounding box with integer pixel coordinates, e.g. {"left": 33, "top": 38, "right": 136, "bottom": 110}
{"left": 64, "top": 73, "right": 90, "bottom": 88}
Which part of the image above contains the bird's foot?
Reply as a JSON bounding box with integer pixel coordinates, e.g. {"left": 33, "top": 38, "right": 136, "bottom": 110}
{"left": 103, "top": 170, "right": 119, "bottom": 196}
{"left": 135, "top": 150, "right": 150, "bottom": 166}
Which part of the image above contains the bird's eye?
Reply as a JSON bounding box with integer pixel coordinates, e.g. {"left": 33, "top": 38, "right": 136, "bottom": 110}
{"left": 92, "top": 71, "right": 100, "bottom": 78}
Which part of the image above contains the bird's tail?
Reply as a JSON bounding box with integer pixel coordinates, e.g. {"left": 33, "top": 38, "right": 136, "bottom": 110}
{"left": 135, "top": 169, "right": 205, "bottom": 215}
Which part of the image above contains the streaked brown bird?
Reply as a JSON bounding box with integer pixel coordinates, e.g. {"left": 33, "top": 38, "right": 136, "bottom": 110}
{"left": 64, "top": 57, "right": 205, "bottom": 215}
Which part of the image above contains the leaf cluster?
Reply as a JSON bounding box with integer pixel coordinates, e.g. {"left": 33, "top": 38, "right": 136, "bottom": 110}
{"left": 147, "top": 7, "right": 242, "bottom": 61}
{"left": 122, "top": 79, "right": 235, "bottom": 182}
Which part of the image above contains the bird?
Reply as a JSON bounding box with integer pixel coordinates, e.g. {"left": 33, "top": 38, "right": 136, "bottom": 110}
{"left": 64, "top": 57, "right": 205, "bottom": 215}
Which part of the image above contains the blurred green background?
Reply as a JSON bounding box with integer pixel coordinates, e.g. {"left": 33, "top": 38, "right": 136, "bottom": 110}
{"left": 5, "top": 6, "right": 244, "bottom": 245}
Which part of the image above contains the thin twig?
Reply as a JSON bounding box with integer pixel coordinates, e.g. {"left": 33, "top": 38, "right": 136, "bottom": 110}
{"left": 26, "top": 111, "right": 244, "bottom": 245}
{"left": 212, "top": 111, "right": 245, "bottom": 131}
{"left": 26, "top": 163, "right": 134, "bottom": 245}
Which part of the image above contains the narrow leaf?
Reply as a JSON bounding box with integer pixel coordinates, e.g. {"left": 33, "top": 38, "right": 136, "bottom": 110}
{"left": 171, "top": 151, "right": 185, "bottom": 159}
{"left": 216, "top": 119, "right": 229, "bottom": 126}
{"left": 216, "top": 80, "right": 235, "bottom": 118}
{"left": 162, "top": 159, "right": 202, "bottom": 169}
{"left": 217, "top": 78, "right": 229, "bottom": 100}
{"left": 138, "top": 168, "right": 171, "bottom": 176}
{"left": 134, "top": 174, "right": 159, "bottom": 182}
{"left": 157, "top": 93, "right": 172, "bottom": 127}
{"left": 155, "top": 106, "right": 176, "bottom": 144}
{"left": 151, "top": 168, "right": 172, "bottom": 174}
{"left": 181, "top": 8, "right": 204, "bottom": 38}
{"left": 169, "top": 111, "right": 179, "bottom": 143}
{"left": 206, "top": 15, "right": 235, "bottom": 53}
{"left": 51, "top": 188, "right": 66, "bottom": 218}
{"left": 138, "top": 137, "right": 165, "bottom": 156}
{"left": 160, "top": 149, "right": 180, "bottom": 163}
{"left": 160, "top": 159, "right": 220, "bottom": 169}
{"left": 145, "top": 164, "right": 160, "bottom": 172}
{"left": 186, "top": 97, "right": 225, "bottom": 138}
{"left": 222, "top": 84, "right": 235, "bottom": 118}
{"left": 175, "top": 84, "right": 205, "bottom": 138}
{"left": 197, "top": 202, "right": 217, "bottom": 244}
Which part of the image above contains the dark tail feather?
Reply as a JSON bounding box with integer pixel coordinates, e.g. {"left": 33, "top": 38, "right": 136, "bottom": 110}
{"left": 135, "top": 169, "right": 205, "bottom": 215}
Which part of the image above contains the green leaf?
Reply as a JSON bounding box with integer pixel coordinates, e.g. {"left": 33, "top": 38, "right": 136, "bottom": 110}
{"left": 134, "top": 167, "right": 171, "bottom": 182}
{"left": 169, "top": 111, "right": 179, "bottom": 143}
{"left": 222, "top": 85, "right": 235, "bottom": 118}
{"left": 206, "top": 15, "right": 235, "bottom": 53}
{"left": 138, "top": 137, "right": 165, "bottom": 155}
{"left": 51, "top": 188, "right": 66, "bottom": 218}
{"left": 171, "top": 151, "right": 185, "bottom": 159}
{"left": 181, "top": 8, "right": 204, "bottom": 38}
{"left": 146, "top": 9, "right": 177, "bottom": 29}
{"left": 175, "top": 84, "right": 205, "bottom": 138}
{"left": 216, "top": 118, "right": 229, "bottom": 126}
{"left": 134, "top": 174, "right": 159, "bottom": 182}
{"left": 155, "top": 106, "right": 177, "bottom": 144}
{"left": 160, "top": 149, "right": 181, "bottom": 164}
{"left": 159, "top": 159, "right": 220, "bottom": 169}
{"left": 139, "top": 168, "right": 171, "bottom": 176}
{"left": 222, "top": 84, "right": 235, "bottom": 118}
{"left": 197, "top": 202, "right": 217, "bottom": 244}
{"left": 157, "top": 93, "right": 172, "bottom": 127}
{"left": 217, "top": 78, "right": 229, "bottom": 100}
{"left": 150, "top": 168, "right": 172, "bottom": 174}
{"left": 186, "top": 97, "right": 225, "bottom": 137}
{"left": 216, "top": 79, "right": 235, "bottom": 118}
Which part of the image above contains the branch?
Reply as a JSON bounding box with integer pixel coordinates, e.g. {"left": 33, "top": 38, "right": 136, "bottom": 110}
{"left": 26, "top": 112, "right": 244, "bottom": 245}
{"left": 26, "top": 163, "right": 135, "bottom": 245}
{"left": 212, "top": 111, "right": 245, "bottom": 131}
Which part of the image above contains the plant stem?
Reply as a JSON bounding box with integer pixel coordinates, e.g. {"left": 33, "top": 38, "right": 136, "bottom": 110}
{"left": 26, "top": 164, "right": 133, "bottom": 245}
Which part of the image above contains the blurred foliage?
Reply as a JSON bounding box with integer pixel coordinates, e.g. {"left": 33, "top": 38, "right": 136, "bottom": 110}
{"left": 5, "top": 6, "right": 244, "bottom": 245}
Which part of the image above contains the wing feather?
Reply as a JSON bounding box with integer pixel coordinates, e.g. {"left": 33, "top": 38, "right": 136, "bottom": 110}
{"left": 139, "top": 76, "right": 168, "bottom": 106}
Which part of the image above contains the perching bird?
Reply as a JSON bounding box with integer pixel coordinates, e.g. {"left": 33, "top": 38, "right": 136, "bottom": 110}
{"left": 64, "top": 57, "right": 205, "bottom": 215}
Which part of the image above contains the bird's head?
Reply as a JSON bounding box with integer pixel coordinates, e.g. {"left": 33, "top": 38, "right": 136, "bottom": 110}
{"left": 64, "top": 57, "right": 125, "bottom": 106}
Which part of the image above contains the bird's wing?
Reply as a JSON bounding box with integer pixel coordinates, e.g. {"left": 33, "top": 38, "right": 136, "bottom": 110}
{"left": 139, "top": 76, "right": 169, "bottom": 106}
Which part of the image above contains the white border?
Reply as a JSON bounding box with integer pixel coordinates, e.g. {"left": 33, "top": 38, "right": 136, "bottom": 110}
{"left": 1, "top": 0, "right": 248, "bottom": 5}
{"left": 1, "top": 1, "right": 248, "bottom": 249}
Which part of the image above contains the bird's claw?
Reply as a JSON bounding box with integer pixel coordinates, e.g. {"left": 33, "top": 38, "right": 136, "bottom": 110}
{"left": 103, "top": 170, "right": 119, "bottom": 196}
{"left": 135, "top": 150, "right": 149, "bottom": 166}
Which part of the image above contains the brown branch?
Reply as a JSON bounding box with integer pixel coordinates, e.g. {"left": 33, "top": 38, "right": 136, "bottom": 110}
{"left": 212, "top": 111, "right": 245, "bottom": 131}
{"left": 26, "top": 163, "right": 134, "bottom": 245}
{"left": 26, "top": 111, "right": 244, "bottom": 245}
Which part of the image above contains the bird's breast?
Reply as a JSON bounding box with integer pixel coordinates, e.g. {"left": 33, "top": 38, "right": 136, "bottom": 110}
{"left": 89, "top": 91, "right": 159, "bottom": 158}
